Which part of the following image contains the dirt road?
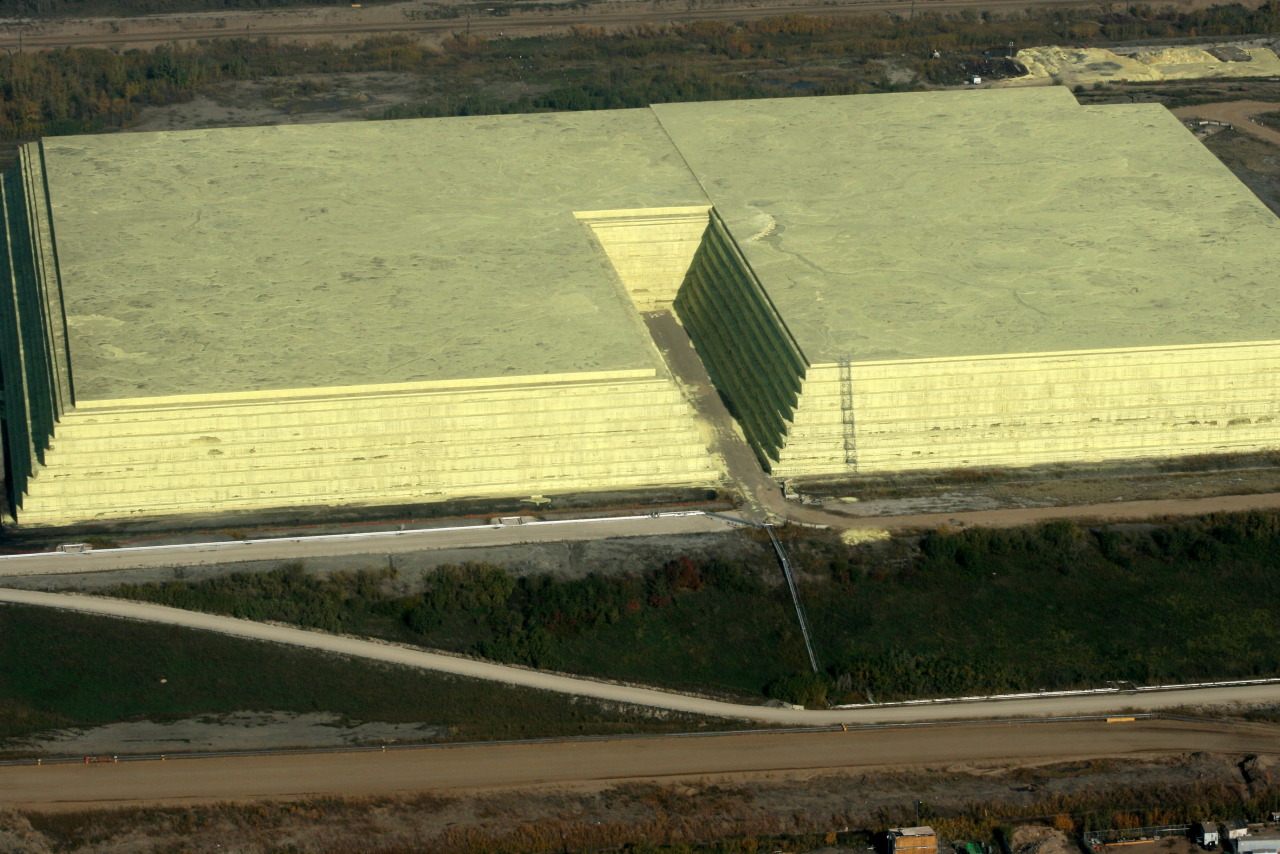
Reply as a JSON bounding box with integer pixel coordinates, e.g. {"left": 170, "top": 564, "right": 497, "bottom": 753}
{"left": 6, "top": 588, "right": 1280, "bottom": 724}
{"left": 1173, "top": 101, "right": 1280, "bottom": 146}
{"left": 839, "top": 489, "right": 1280, "bottom": 530}
{"left": 3, "top": 718, "right": 1275, "bottom": 810}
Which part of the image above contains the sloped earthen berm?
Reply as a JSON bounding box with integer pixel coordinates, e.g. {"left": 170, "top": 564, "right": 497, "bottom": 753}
{"left": 4, "top": 87, "right": 1280, "bottom": 526}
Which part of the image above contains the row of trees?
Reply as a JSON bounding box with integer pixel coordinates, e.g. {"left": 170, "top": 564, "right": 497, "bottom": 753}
{"left": 5, "top": 0, "right": 391, "bottom": 18}
{"left": 4, "top": 2, "right": 1280, "bottom": 149}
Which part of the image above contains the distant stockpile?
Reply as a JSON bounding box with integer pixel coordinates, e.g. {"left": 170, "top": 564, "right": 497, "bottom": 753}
{"left": 5, "top": 88, "right": 1280, "bottom": 525}
{"left": 1009, "top": 43, "right": 1280, "bottom": 87}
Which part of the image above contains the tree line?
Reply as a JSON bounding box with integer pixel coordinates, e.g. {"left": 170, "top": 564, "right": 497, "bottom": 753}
{"left": 3, "top": 2, "right": 1280, "bottom": 151}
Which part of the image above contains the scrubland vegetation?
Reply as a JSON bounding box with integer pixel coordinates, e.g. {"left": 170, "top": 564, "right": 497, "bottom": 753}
{"left": 7, "top": 0, "right": 395, "bottom": 16}
{"left": 105, "top": 509, "right": 1280, "bottom": 707}
{"left": 3, "top": 2, "right": 1280, "bottom": 145}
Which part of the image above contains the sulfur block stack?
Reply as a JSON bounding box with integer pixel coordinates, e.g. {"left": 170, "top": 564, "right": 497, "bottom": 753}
{"left": 8, "top": 88, "right": 1280, "bottom": 525}
{"left": 651, "top": 90, "right": 1280, "bottom": 476}
{"left": 2, "top": 111, "right": 722, "bottom": 525}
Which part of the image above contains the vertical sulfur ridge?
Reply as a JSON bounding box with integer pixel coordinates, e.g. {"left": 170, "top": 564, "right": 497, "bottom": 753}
{"left": 0, "top": 145, "right": 67, "bottom": 512}
{"left": 674, "top": 212, "right": 807, "bottom": 469}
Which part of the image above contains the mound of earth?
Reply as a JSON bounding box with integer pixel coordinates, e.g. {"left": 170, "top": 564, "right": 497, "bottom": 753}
{"left": 1134, "top": 47, "right": 1221, "bottom": 65}
{"left": 1009, "top": 825, "right": 1076, "bottom": 854}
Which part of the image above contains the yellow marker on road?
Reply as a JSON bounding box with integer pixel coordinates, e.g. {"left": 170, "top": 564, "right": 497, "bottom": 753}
{"left": 1106, "top": 717, "right": 1136, "bottom": 723}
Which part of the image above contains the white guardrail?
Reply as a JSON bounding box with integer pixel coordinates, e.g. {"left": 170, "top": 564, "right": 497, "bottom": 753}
{"left": 0, "top": 510, "right": 716, "bottom": 561}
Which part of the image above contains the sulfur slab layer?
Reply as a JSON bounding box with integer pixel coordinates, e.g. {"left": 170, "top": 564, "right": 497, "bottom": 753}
{"left": 653, "top": 88, "right": 1280, "bottom": 475}
{"left": 2, "top": 111, "right": 721, "bottom": 524}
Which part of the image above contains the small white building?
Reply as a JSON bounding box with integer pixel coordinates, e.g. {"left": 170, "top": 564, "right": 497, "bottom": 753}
{"left": 1197, "top": 823, "right": 1221, "bottom": 848}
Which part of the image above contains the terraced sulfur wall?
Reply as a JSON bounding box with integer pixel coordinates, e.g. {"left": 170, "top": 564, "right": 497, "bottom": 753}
{"left": 20, "top": 370, "right": 720, "bottom": 525}
{"left": 773, "top": 342, "right": 1280, "bottom": 476}
{"left": 0, "top": 144, "right": 70, "bottom": 513}
{"left": 577, "top": 207, "right": 711, "bottom": 312}
{"left": 674, "top": 213, "right": 807, "bottom": 469}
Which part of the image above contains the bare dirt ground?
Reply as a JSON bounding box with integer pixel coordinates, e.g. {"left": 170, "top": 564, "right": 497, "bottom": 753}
{"left": 834, "top": 488, "right": 1280, "bottom": 530}
{"left": 1173, "top": 100, "right": 1280, "bottom": 146}
{"left": 798, "top": 464, "right": 1280, "bottom": 519}
{"left": 5, "top": 712, "right": 447, "bottom": 756}
{"left": 125, "top": 72, "right": 428, "bottom": 132}
{"left": 1, "top": 719, "right": 1275, "bottom": 811}
{"left": 4, "top": 724, "right": 1278, "bottom": 851}
{"left": 0, "top": 0, "right": 1252, "bottom": 51}
{"left": 1010, "top": 826, "right": 1078, "bottom": 854}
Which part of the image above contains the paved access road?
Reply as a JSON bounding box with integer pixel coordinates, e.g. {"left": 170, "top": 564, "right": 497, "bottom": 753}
{"left": 0, "top": 513, "right": 733, "bottom": 577}
{"left": 4, "top": 719, "right": 1277, "bottom": 810}
{"left": 6, "top": 588, "right": 1280, "bottom": 726}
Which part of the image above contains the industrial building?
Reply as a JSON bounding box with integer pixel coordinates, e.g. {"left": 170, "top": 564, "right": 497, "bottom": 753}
{"left": 4, "top": 87, "right": 1280, "bottom": 525}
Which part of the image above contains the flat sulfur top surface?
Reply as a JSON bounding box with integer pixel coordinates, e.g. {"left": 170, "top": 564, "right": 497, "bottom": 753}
{"left": 44, "top": 89, "right": 1280, "bottom": 399}
{"left": 44, "top": 111, "right": 707, "bottom": 400}
{"left": 654, "top": 89, "right": 1280, "bottom": 364}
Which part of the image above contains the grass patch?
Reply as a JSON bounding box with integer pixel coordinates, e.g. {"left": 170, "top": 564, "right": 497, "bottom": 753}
{"left": 0, "top": 604, "right": 727, "bottom": 745}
